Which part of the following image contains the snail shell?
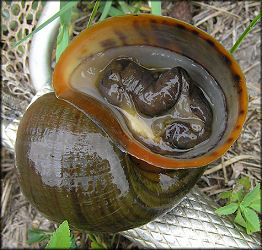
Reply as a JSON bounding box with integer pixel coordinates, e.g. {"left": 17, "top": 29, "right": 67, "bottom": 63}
{"left": 15, "top": 14, "right": 247, "bottom": 232}
{"left": 15, "top": 92, "right": 205, "bottom": 232}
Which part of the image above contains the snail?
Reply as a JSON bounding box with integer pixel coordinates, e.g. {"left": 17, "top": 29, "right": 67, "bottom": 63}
{"left": 15, "top": 15, "right": 247, "bottom": 233}
{"left": 97, "top": 58, "right": 213, "bottom": 152}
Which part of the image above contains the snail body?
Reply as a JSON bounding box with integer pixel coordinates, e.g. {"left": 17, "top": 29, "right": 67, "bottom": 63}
{"left": 15, "top": 14, "right": 247, "bottom": 232}
{"left": 98, "top": 58, "right": 213, "bottom": 151}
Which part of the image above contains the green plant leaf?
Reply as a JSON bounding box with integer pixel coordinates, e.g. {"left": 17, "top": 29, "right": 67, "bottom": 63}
{"left": 91, "top": 241, "right": 106, "bottom": 249}
{"left": 219, "top": 190, "right": 232, "bottom": 199}
{"left": 215, "top": 202, "right": 238, "bottom": 215}
{"left": 249, "top": 199, "right": 261, "bottom": 213}
{"left": 88, "top": 234, "right": 106, "bottom": 249}
{"left": 46, "top": 221, "right": 71, "bottom": 249}
{"left": 239, "top": 203, "right": 246, "bottom": 212}
{"left": 57, "top": 24, "right": 65, "bottom": 45}
{"left": 242, "top": 207, "right": 261, "bottom": 234}
{"left": 241, "top": 184, "right": 261, "bottom": 207}
{"left": 11, "top": 1, "right": 78, "bottom": 50}
{"left": 56, "top": 24, "right": 70, "bottom": 62}
{"left": 27, "top": 234, "right": 51, "bottom": 245}
{"left": 27, "top": 229, "right": 52, "bottom": 245}
{"left": 99, "top": 0, "right": 112, "bottom": 21}
{"left": 231, "top": 189, "right": 243, "bottom": 202}
{"left": 56, "top": 1, "right": 73, "bottom": 62}
{"left": 150, "top": 0, "right": 161, "bottom": 16}
{"left": 234, "top": 209, "right": 246, "bottom": 228}
{"left": 28, "top": 228, "right": 53, "bottom": 234}
{"left": 236, "top": 176, "right": 251, "bottom": 190}
{"left": 56, "top": 0, "right": 74, "bottom": 62}
{"left": 231, "top": 12, "right": 262, "bottom": 54}
{"left": 60, "top": 1, "right": 73, "bottom": 26}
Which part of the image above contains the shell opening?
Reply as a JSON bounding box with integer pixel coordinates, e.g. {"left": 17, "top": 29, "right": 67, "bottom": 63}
{"left": 69, "top": 45, "right": 227, "bottom": 159}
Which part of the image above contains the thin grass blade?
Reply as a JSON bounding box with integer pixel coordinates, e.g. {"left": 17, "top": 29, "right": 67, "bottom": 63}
{"left": 118, "top": 1, "right": 131, "bottom": 14}
{"left": 133, "top": 1, "right": 142, "bottom": 14}
{"left": 107, "top": 6, "right": 125, "bottom": 17}
{"left": 59, "top": 1, "right": 73, "bottom": 26}
{"left": 99, "top": 0, "right": 112, "bottom": 21}
{"left": 230, "top": 12, "right": 261, "bottom": 54}
{"left": 11, "top": 1, "right": 78, "bottom": 50}
{"left": 56, "top": 1, "right": 74, "bottom": 62}
{"left": 56, "top": 26, "right": 70, "bottom": 62}
{"left": 87, "top": 0, "right": 101, "bottom": 28}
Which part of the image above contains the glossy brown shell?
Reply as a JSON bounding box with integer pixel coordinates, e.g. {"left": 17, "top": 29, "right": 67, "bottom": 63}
{"left": 53, "top": 14, "right": 248, "bottom": 169}
{"left": 15, "top": 92, "right": 205, "bottom": 232}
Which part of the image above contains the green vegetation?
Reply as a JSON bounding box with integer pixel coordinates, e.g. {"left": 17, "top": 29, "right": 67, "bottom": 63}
{"left": 45, "top": 221, "right": 71, "bottom": 249}
{"left": 215, "top": 177, "right": 261, "bottom": 234}
{"left": 10, "top": 0, "right": 261, "bottom": 57}
{"left": 10, "top": 1, "right": 77, "bottom": 50}
{"left": 56, "top": 2, "right": 77, "bottom": 61}
{"left": 230, "top": 12, "right": 261, "bottom": 54}
{"left": 27, "top": 221, "right": 116, "bottom": 249}
{"left": 27, "top": 221, "right": 75, "bottom": 248}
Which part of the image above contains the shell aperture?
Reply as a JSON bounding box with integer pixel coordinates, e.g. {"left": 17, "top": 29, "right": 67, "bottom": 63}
{"left": 98, "top": 58, "right": 213, "bottom": 154}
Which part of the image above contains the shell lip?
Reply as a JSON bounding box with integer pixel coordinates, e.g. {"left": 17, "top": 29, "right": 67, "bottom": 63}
{"left": 53, "top": 14, "right": 248, "bottom": 170}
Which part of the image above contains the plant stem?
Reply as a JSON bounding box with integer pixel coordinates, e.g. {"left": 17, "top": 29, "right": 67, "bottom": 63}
{"left": 230, "top": 12, "right": 261, "bottom": 54}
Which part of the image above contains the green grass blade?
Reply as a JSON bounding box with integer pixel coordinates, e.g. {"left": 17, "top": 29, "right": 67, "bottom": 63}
{"left": 10, "top": 1, "right": 78, "bottom": 50}
{"left": 230, "top": 12, "right": 261, "bottom": 54}
{"left": 27, "top": 229, "right": 52, "bottom": 245}
{"left": 87, "top": 0, "right": 101, "bottom": 28}
{"left": 236, "top": 176, "right": 251, "bottom": 190}
{"left": 99, "top": 0, "right": 112, "bottom": 21}
{"left": 133, "top": 1, "right": 142, "bottom": 14}
{"left": 150, "top": 0, "right": 161, "bottom": 16}
{"left": 107, "top": 6, "right": 125, "bottom": 17}
{"left": 56, "top": 25, "right": 69, "bottom": 62}
{"left": 118, "top": 1, "right": 131, "bottom": 14}
{"left": 56, "top": 1, "right": 74, "bottom": 62}
{"left": 60, "top": 1, "right": 73, "bottom": 26}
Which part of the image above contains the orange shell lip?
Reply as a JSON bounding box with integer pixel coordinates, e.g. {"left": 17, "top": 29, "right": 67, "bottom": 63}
{"left": 53, "top": 14, "right": 248, "bottom": 170}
